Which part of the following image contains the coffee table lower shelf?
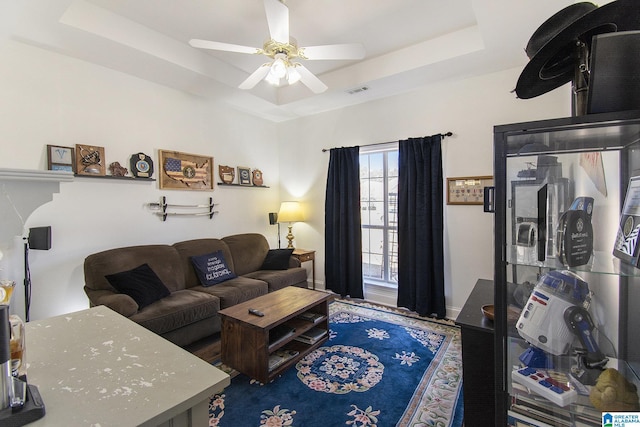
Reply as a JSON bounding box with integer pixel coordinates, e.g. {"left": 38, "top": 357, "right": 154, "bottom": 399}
{"left": 219, "top": 287, "right": 332, "bottom": 384}
{"left": 267, "top": 335, "right": 329, "bottom": 379}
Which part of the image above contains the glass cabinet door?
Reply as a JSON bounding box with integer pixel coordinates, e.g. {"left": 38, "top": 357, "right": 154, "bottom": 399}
{"left": 494, "top": 111, "right": 640, "bottom": 426}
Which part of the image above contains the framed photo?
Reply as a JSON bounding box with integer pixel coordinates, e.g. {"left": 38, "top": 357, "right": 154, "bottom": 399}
{"left": 75, "top": 144, "right": 105, "bottom": 176}
{"left": 447, "top": 175, "right": 493, "bottom": 205}
{"left": 238, "top": 166, "right": 252, "bottom": 186}
{"left": 47, "top": 145, "right": 75, "bottom": 172}
{"left": 159, "top": 150, "right": 213, "bottom": 190}
{"left": 614, "top": 176, "right": 640, "bottom": 266}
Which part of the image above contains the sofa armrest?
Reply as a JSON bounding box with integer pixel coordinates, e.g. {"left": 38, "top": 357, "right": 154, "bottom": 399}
{"left": 84, "top": 287, "right": 139, "bottom": 317}
{"left": 289, "top": 256, "right": 301, "bottom": 268}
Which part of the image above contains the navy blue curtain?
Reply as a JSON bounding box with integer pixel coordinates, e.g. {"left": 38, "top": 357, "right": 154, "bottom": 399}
{"left": 324, "top": 147, "right": 363, "bottom": 298}
{"left": 397, "top": 135, "right": 445, "bottom": 318}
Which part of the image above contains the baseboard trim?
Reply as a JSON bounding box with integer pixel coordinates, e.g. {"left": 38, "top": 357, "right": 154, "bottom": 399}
{"left": 363, "top": 283, "right": 461, "bottom": 321}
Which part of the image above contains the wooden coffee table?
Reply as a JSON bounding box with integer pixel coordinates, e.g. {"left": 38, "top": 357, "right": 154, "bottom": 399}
{"left": 219, "top": 286, "right": 333, "bottom": 383}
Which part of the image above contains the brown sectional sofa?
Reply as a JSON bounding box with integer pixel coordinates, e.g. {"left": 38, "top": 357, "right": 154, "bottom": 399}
{"left": 83, "top": 233, "right": 308, "bottom": 352}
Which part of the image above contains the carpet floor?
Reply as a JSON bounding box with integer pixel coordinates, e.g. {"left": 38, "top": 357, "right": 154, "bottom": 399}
{"left": 209, "top": 299, "right": 464, "bottom": 426}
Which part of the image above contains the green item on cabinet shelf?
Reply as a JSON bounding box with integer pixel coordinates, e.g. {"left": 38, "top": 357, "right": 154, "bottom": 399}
{"left": 590, "top": 368, "right": 640, "bottom": 412}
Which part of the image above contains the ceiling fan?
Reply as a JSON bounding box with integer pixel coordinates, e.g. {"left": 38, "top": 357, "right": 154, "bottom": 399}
{"left": 189, "top": 0, "right": 365, "bottom": 93}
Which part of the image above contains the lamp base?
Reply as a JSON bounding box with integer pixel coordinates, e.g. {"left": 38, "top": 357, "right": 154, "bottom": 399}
{"left": 286, "top": 225, "right": 295, "bottom": 249}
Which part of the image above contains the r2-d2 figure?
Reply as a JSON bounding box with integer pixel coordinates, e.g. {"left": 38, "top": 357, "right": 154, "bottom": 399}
{"left": 516, "top": 270, "right": 607, "bottom": 371}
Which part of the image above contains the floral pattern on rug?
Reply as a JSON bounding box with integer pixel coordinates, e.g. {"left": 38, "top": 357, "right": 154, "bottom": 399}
{"left": 296, "top": 345, "right": 384, "bottom": 394}
{"left": 366, "top": 327, "right": 389, "bottom": 340}
{"left": 260, "top": 405, "right": 296, "bottom": 426}
{"left": 346, "top": 404, "right": 380, "bottom": 427}
{"left": 332, "top": 311, "right": 369, "bottom": 324}
{"left": 404, "top": 326, "right": 445, "bottom": 354}
{"left": 209, "top": 393, "right": 224, "bottom": 426}
{"left": 394, "top": 350, "right": 420, "bottom": 366}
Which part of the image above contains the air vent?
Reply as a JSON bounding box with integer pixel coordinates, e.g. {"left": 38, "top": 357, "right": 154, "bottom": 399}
{"left": 346, "top": 86, "right": 369, "bottom": 95}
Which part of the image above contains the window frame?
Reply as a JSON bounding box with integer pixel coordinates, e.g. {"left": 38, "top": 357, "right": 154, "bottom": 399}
{"left": 360, "top": 143, "right": 398, "bottom": 288}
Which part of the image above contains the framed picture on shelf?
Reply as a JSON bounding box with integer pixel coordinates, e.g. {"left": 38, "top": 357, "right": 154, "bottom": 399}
{"left": 75, "top": 144, "right": 106, "bottom": 176}
{"left": 447, "top": 175, "right": 493, "bottom": 205}
{"left": 159, "top": 150, "right": 214, "bottom": 190}
{"left": 47, "top": 145, "right": 74, "bottom": 172}
{"left": 613, "top": 175, "right": 640, "bottom": 266}
{"left": 238, "top": 166, "right": 252, "bottom": 186}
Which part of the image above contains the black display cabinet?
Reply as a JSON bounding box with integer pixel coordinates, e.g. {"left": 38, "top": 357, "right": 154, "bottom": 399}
{"left": 493, "top": 111, "right": 640, "bottom": 426}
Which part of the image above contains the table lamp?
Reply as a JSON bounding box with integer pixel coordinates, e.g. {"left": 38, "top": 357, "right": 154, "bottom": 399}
{"left": 277, "top": 201, "right": 304, "bottom": 248}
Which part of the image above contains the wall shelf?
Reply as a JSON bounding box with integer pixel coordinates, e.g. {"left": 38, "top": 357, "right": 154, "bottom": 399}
{"left": 74, "top": 174, "right": 156, "bottom": 182}
{"left": 0, "top": 169, "right": 74, "bottom": 182}
{"left": 217, "top": 182, "right": 269, "bottom": 188}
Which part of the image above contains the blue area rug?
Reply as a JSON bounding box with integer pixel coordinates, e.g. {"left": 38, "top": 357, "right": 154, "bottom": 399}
{"left": 209, "top": 299, "right": 463, "bottom": 426}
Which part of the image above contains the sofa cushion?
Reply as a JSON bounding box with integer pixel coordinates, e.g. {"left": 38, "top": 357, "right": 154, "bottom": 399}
{"left": 173, "top": 239, "right": 235, "bottom": 288}
{"left": 222, "top": 233, "right": 270, "bottom": 276}
{"left": 190, "top": 276, "right": 268, "bottom": 308}
{"left": 162, "top": 316, "right": 222, "bottom": 348}
{"left": 85, "top": 290, "right": 139, "bottom": 317}
{"left": 261, "top": 249, "right": 294, "bottom": 270}
{"left": 105, "top": 264, "right": 171, "bottom": 309}
{"left": 130, "top": 289, "right": 220, "bottom": 335}
{"left": 84, "top": 245, "right": 185, "bottom": 293}
{"left": 244, "top": 267, "right": 308, "bottom": 292}
{"left": 191, "top": 250, "right": 237, "bottom": 286}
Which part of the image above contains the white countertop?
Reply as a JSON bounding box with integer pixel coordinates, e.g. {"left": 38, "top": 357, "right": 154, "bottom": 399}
{"left": 24, "top": 305, "right": 229, "bottom": 427}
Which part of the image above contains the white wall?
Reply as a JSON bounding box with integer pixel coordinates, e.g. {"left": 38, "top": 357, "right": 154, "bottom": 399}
{"left": 0, "top": 40, "right": 281, "bottom": 320}
{"left": 1, "top": 36, "right": 573, "bottom": 322}
{"left": 278, "top": 67, "right": 571, "bottom": 317}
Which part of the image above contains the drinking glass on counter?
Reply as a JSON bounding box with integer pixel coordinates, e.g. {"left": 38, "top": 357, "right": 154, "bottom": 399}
{"left": 0, "top": 280, "right": 15, "bottom": 305}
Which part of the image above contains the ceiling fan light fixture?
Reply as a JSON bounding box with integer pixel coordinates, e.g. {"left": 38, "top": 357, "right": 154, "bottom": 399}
{"left": 190, "top": 0, "right": 364, "bottom": 93}
{"left": 271, "top": 54, "right": 288, "bottom": 78}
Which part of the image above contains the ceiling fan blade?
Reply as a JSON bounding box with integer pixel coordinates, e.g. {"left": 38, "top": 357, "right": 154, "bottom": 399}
{"left": 295, "top": 64, "right": 328, "bottom": 94}
{"left": 264, "top": 0, "right": 289, "bottom": 43}
{"left": 301, "top": 43, "right": 366, "bottom": 60}
{"left": 189, "top": 39, "right": 259, "bottom": 55}
{"left": 238, "top": 64, "right": 271, "bottom": 90}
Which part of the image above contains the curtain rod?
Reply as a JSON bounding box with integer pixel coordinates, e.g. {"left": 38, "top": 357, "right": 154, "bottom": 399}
{"left": 321, "top": 132, "right": 453, "bottom": 152}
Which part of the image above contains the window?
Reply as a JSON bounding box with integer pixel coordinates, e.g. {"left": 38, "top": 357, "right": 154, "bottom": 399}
{"left": 360, "top": 146, "right": 398, "bottom": 287}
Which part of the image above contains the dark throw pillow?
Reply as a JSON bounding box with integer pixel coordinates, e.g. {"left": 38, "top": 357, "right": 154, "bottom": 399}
{"left": 105, "top": 263, "right": 171, "bottom": 310}
{"left": 261, "top": 249, "right": 294, "bottom": 270}
{"left": 191, "top": 250, "right": 236, "bottom": 287}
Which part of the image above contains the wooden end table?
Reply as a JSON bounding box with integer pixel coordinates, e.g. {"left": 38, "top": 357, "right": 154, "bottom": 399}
{"left": 292, "top": 248, "right": 315, "bottom": 289}
{"left": 219, "top": 287, "right": 332, "bottom": 383}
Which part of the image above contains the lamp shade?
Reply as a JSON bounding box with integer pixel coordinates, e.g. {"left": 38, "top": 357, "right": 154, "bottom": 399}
{"left": 277, "top": 201, "right": 304, "bottom": 223}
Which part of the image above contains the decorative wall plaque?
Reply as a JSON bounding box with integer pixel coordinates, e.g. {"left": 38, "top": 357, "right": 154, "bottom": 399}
{"left": 75, "top": 144, "right": 105, "bottom": 176}
{"left": 218, "top": 165, "right": 235, "bottom": 184}
{"left": 252, "top": 169, "right": 263, "bottom": 186}
{"left": 238, "top": 166, "right": 251, "bottom": 186}
{"left": 158, "top": 150, "right": 213, "bottom": 190}
{"left": 130, "top": 152, "right": 154, "bottom": 178}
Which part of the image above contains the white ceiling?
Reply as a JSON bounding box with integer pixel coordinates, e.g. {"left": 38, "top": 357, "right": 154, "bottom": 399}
{"left": 3, "top": 0, "right": 574, "bottom": 122}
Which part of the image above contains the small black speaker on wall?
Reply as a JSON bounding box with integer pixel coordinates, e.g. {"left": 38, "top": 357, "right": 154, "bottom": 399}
{"left": 269, "top": 212, "right": 278, "bottom": 225}
{"left": 28, "top": 226, "right": 52, "bottom": 250}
